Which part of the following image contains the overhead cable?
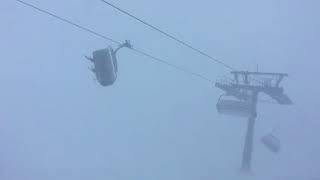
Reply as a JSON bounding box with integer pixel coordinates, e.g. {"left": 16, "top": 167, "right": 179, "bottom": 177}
{"left": 15, "top": 0, "right": 121, "bottom": 44}
{"left": 132, "top": 48, "right": 215, "bottom": 83}
{"left": 99, "top": 0, "right": 236, "bottom": 71}
{"left": 14, "top": 0, "right": 214, "bottom": 84}
{"left": 99, "top": 0, "right": 266, "bottom": 86}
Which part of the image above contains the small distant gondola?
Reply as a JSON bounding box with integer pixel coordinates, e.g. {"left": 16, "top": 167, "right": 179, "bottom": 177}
{"left": 216, "top": 95, "right": 253, "bottom": 118}
{"left": 261, "top": 133, "right": 281, "bottom": 153}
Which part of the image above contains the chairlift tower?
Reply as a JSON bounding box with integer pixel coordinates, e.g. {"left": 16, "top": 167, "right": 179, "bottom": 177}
{"left": 215, "top": 71, "right": 292, "bottom": 173}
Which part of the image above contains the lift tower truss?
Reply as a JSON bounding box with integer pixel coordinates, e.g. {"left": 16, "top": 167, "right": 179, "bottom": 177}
{"left": 215, "top": 71, "right": 292, "bottom": 173}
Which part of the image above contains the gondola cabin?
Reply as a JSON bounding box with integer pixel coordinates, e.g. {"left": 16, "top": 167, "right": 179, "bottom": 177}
{"left": 216, "top": 95, "right": 253, "bottom": 118}
{"left": 91, "top": 47, "right": 118, "bottom": 86}
{"left": 261, "top": 133, "right": 281, "bottom": 153}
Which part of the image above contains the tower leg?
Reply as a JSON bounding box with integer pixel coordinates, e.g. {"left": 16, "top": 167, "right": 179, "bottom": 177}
{"left": 241, "top": 115, "right": 256, "bottom": 173}
{"left": 241, "top": 92, "right": 258, "bottom": 173}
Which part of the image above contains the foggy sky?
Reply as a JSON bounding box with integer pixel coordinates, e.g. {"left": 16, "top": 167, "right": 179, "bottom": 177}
{"left": 0, "top": 0, "right": 319, "bottom": 179}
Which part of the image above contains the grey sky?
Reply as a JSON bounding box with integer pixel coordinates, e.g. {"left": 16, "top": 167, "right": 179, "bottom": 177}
{"left": 0, "top": 0, "right": 319, "bottom": 179}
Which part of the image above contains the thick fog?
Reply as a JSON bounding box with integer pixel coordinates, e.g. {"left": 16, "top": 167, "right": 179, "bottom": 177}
{"left": 0, "top": 0, "right": 319, "bottom": 179}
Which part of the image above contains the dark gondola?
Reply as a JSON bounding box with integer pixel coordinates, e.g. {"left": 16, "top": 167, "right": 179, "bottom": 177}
{"left": 85, "top": 40, "right": 132, "bottom": 86}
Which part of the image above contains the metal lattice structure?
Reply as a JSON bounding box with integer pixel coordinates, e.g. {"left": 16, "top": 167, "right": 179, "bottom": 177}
{"left": 215, "top": 71, "right": 292, "bottom": 172}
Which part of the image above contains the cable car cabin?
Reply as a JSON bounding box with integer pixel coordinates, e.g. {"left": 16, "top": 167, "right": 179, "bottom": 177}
{"left": 91, "top": 47, "right": 118, "bottom": 86}
{"left": 216, "top": 95, "right": 253, "bottom": 118}
{"left": 261, "top": 133, "right": 281, "bottom": 153}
